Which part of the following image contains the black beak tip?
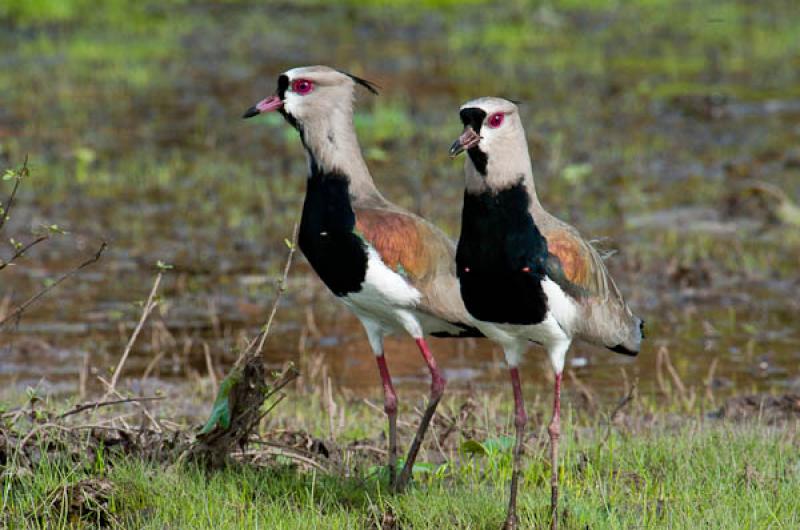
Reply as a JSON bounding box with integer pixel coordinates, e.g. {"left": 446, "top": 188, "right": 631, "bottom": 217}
{"left": 242, "top": 106, "right": 260, "bottom": 119}
{"left": 449, "top": 140, "right": 464, "bottom": 158}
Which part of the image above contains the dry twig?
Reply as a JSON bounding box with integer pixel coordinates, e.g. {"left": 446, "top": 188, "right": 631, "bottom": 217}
{"left": 0, "top": 155, "right": 28, "bottom": 235}
{"left": 0, "top": 242, "right": 107, "bottom": 328}
{"left": 96, "top": 376, "right": 163, "bottom": 433}
{"left": 58, "top": 396, "right": 164, "bottom": 419}
{"left": 247, "top": 222, "right": 299, "bottom": 359}
{"left": 105, "top": 271, "right": 162, "bottom": 397}
{"left": 0, "top": 234, "right": 49, "bottom": 272}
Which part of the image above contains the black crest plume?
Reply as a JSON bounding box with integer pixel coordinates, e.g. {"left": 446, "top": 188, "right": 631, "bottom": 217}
{"left": 340, "top": 70, "right": 380, "bottom": 95}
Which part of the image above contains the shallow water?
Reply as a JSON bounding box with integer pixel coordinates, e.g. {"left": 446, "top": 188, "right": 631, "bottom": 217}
{"left": 1, "top": 1, "right": 798, "bottom": 402}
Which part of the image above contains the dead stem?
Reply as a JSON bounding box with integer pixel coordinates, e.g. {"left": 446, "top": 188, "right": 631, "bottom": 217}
{"left": 203, "top": 342, "right": 218, "bottom": 389}
{"left": 183, "top": 223, "right": 301, "bottom": 468}
{"left": 96, "top": 377, "right": 163, "bottom": 433}
{"left": 59, "top": 397, "right": 164, "bottom": 419}
{"left": 105, "top": 271, "right": 163, "bottom": 397}
{"left": 251, "top": 222, "right": 300, "bottom": 359}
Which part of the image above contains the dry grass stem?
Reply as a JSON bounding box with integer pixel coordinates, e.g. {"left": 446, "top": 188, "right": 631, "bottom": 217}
{"left": 105, "top": 271, "right": 163, "bottom": 397}
{"left": 58, "top": 397, "right": 164, "bottom": 420}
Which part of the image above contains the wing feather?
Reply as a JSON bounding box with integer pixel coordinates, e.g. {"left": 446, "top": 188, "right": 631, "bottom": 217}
{"left": 354, "top": 208, "right": 435, "bottom": 284}
{"left": 544, "top": 228, "right": 613, "bottom": 302}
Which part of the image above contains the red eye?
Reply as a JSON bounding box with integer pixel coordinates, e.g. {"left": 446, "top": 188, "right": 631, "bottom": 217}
{"left": 488, "top": 112, "right": 504, "bottom": 128}
{"left": 292, "top": 79, "right": 313, "bottom": 95}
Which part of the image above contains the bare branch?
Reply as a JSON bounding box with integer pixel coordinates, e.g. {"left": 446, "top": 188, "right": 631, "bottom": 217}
{"left": 0, "top": 241, "right": 107, "bottom": 329}
{"left": 96, "top": 375, "right": 163, "bottom": 433}
{"left": 58, "top": 396, "right": 164, "bottom": 419}
{"left": 0, "top": 155, "right": 28, "bottom": 235}
{"left": 0, "top": 234, "right": 48, "bottom": 272}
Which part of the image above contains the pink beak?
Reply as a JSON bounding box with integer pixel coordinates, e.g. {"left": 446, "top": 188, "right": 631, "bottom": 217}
{"left": 449, "top": 127, "right": 482, "bottom": 157}
{"left": 242, "top": 95, "right": 284, "bottom": 118}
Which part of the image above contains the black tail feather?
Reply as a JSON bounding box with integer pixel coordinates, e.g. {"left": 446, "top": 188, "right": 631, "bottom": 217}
{"left": 608, "top": 343, "right": 639, "bottom": 356}
{"left": 431, "top": 323, "right": 483, "bottom": 339}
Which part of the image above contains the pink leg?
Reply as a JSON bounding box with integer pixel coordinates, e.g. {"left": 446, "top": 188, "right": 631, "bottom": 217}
{"left": 375, "top": 355, "right": 398, "bottom": 487}
{"left": 548, "top": 372, "right": 563, "bottom": 530}
{"left": 503, "top": 367, "right": 528, "bottom": 529}
{"left": 395, "top": 337, "right": 446, "bottom": 491}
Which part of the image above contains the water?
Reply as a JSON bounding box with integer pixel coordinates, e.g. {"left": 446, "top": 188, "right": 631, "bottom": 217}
{"left": 1, "top": 1, "right": 798, "bottom": 402}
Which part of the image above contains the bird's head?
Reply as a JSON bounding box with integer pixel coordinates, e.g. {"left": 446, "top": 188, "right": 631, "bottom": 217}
{"left": 449, "top": 97, "right": 525, "bottom": 177}
{"left": 242, "top": 65, "right": 379, "bottom": 130}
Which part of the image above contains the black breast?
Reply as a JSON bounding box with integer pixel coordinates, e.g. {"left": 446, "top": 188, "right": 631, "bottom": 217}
{"left": 456, "top": 182, "right": 549, "bottom": 325}
{"left": 298, "top": 167, "right": 368, "bottom": 297}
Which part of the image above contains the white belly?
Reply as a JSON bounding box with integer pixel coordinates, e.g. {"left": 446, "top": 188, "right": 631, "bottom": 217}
{"left": 340, "top": 245, "right": 468, "bottom": 339}
{"left": 466, "top": 277, "right": 578, "bottom": 370}
{"left": 341, "top": 245, "right": 422, "bottom": 334}
{"left": 343, "top": 245, "right": 419, "bottom": 305}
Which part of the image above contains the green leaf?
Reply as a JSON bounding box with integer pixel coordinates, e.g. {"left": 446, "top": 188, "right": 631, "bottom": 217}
{"left": 366, "top": 458, "right": 442, "bottom": 483}
{"left": 460, "top": 436, "right": 515, "bottom": 457}
{"left": 25, "top": 387, "right": 40, "bottom": 401}
{"left": 481, "top": 435, "right": 515, "bottom": 454}
{"left": 410, "top": 461, "right": 436, "bottom": 474}
{"left": 156, "top": 260, "right": 174, "bottom": 271}
{"left": 459, "top": 439, "right": 488, "bottom": 456}
{"left": 198, "top": 370, "right": 242, "bottom": 435}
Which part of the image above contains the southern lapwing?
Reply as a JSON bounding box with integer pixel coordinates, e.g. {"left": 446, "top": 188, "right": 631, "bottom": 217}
{"left": 243, "top": 66, "right": 481, "bottom": 491}
{"left": 449, "top": 97, "right": 644, "bottom": 529}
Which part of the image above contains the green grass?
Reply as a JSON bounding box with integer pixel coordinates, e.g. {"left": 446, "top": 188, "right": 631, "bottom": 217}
{"left": 3, "top": 396, "right": 798, "bottom": 529}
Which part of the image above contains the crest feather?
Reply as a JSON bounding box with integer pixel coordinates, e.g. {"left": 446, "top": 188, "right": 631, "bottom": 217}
{"left": 340, "top": 70, "right": 380, "bottom": 95}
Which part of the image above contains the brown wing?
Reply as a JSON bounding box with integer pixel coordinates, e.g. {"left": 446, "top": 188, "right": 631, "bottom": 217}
{"left": 544, "top": 228, "right": 613, "bottom": 301}
{"left": 354, "top": 207, "right": 480, "bottom": 330}
{"left": 542, "top": 221, "right": 641, "bottom": 352}
{"left": 354, "top": 208, "right": 437, "bottom": 283}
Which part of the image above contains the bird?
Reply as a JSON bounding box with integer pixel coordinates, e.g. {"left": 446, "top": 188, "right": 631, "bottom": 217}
{"left": 243, "top": 66, "right": 482, "bottom": 491}
{"left": 449, "top": 97, "right": 644, "bottom": 529}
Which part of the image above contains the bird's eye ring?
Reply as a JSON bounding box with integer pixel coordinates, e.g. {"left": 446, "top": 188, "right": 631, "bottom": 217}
{"left": 292, "top": 79, "right": 314, "bottom": 95}
{"left": 488, "top": 112, "right": 504, "bottom": 128}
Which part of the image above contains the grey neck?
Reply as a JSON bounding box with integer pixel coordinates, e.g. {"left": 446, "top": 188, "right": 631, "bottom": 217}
{"left": 300, "top": 107, "right": 383, "bottom": 203}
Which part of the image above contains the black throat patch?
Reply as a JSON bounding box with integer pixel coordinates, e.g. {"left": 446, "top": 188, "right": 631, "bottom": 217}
{"left": 276, "top": 74, "right": 301, "bottom": 131}
{"left": 459, "top": 107, "right": 488, "bottom": 175}
{"left": 456, "top": 180, "right": 549, "bottom": 325}
{"left": 298, "top": 154, "right": 368, "bottom": 297}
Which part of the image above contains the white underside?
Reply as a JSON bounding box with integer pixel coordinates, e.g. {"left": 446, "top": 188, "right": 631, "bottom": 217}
{"left": 340, "top": 245, "right": 465, "bottom": 355}
{"left": 470, "top": 277, "right": 578, "bottom": 374}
